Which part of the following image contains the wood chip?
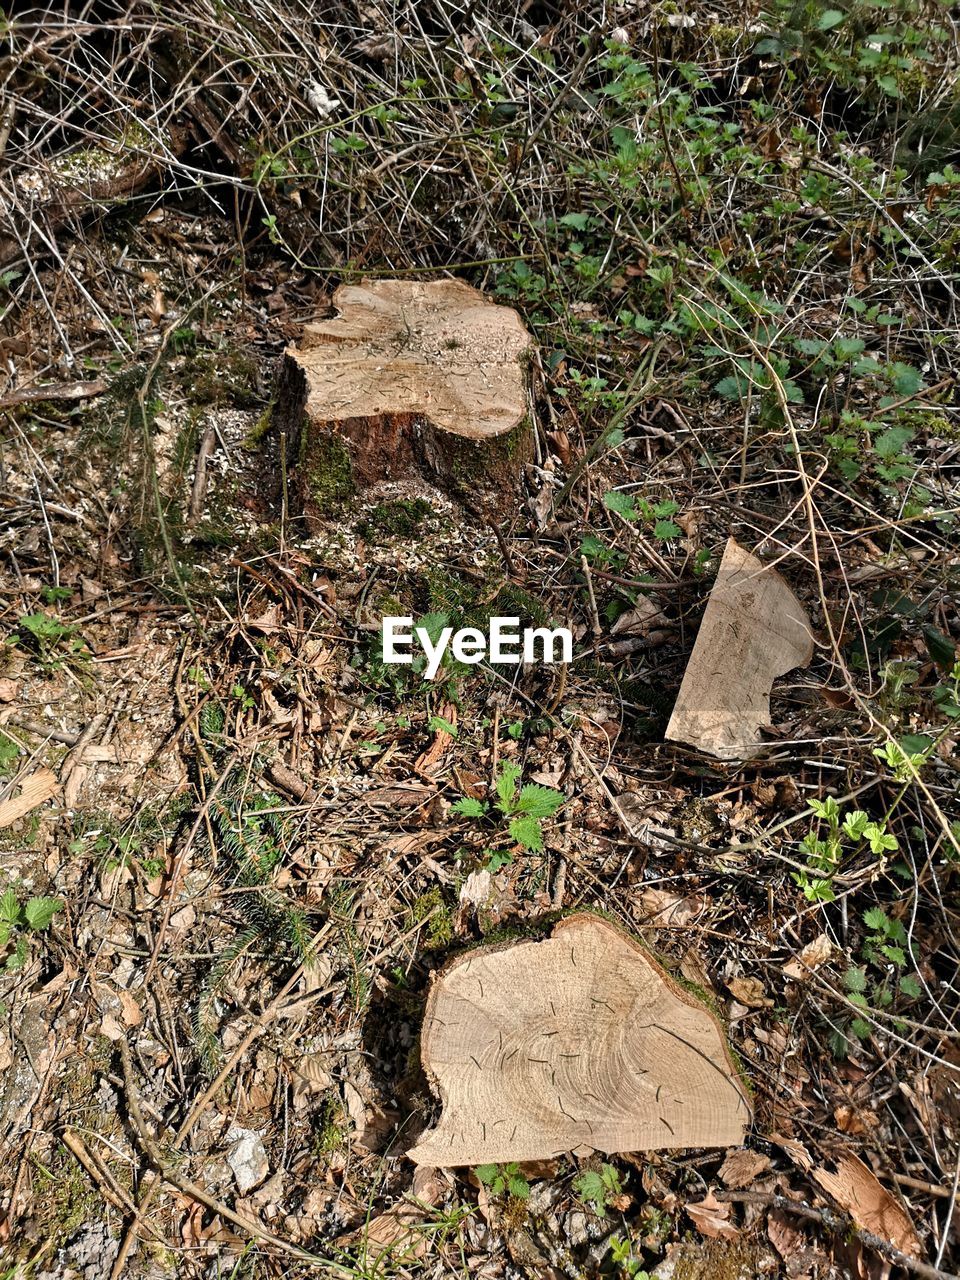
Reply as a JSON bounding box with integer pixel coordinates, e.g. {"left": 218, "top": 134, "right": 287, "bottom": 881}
{"left": 665, "top": 538, "right": 813, "bottom": 760}
{"left": 409, "top": 913, "right": 751, "bottom": 1166}
{"left": 0, "top": 768, "right": 58, "bottom": 827}
{"left": 811, "top": 1152, "right": 921, "bottom": 1257}
{"left": 0, "top": 379, "right": 107, "bottom": 409}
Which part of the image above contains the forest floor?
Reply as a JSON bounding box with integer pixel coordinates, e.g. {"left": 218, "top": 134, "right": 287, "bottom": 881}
{"left": 1, "top": 2, "right": 959, "bottom": 1278}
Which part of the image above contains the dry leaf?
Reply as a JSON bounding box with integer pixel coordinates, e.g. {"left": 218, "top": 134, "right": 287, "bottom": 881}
{"left": 0, "top": 768, "right": 58, "bottom": 827}
{"left": 727, "top": 977, "right": 771, "bottom": 1008}
{"left": 0, "top": 678, "right": 18, "bottom": 702}
{"left": 638, "top": 888, "right": 703, "bottom": 928}
{"left": 685, "top": 1189, "right": 740, "bottom": 1240}
{"left": 833, "top": 1104, "right": 877, "bottom": 1135}
{"left": 414, "top": 703, "right": 457, "bottom": 775}
{"left": 812, "top": 1152, "right": 921, "bottom": 1257}
{"left": 99, "top": 1012, "right": 125, "bottom": 1042}
{"left": 665, "top": 538, "right": 813, "bottom": 760}
{"left": 247, "top": 604, "right": 283, "bottom": 633}
{"left": 117, "top": 989, "right": 142, "bottom": 1028}
{"left": 408, "top": 914, "right": 751, "bottom": 1165}
{"left": 718, "top": 1147, "right": 772, "bottom": 1189}
{"left": 291, "top": 1055, "right": 332, "bottom": 1104}
{"left": 783, "top": 934, "right": 834, "bottom": 980}
{"left": 611, "top": 597, "right": 662, "bottom": 635}
{"left": 679, "top": 946, "right": 716, "bottom": 994}
{"left": 767, "top": 1207, "right": 817, "bottom": 1278}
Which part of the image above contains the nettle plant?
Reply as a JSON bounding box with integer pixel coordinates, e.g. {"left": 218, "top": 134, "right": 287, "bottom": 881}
{"left": 10, "top": 611, "right": 89, "bottom": 670}
{"left": 834, "top": 905, "right": 922, "bottom": 1056}
{"left": 474, "top": 1161, "right": 530, "bottom": 1201}
{"left": 573, "top": 1162, "right": 628, "bottom": 1215}
{"left": 0, "top": 888, "right": 62, "bottom": 971}
{"left": 580, "top": 488, "right": 686, "bottom": 576}
{"left": 451, "top": 761, "right": 564, "bottom": 870}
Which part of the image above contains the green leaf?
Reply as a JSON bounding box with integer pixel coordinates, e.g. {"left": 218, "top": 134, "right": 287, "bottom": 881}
{"left": 603, "top": 490, "right": 637, "bottom": 519}
{"left": 888, "top": 362, "right": 923, "bottom": 396}
{"left": 923, "top": 625, "right": 956, "bottom": 669}
{"left": 509, "top": 814, "right": 544, "bottom": 851}
{"left": 874, "top": 425, "right": 914, "bottom": 459}
{"left": 863, "top": 906, "right": 889, "bottom": 932}
{"left": 0, "top": 889, "right": 20, "bottom": 929}
{"left": 844, "top": 966, "right": 868, "bottom": 993}
{"left": 843, "top": 810, "right": 870, "bottom": 839}
{"left": 794, "top": 337, "right": 829, "bottom": 357}
{"left": 428, "top": 714, "right": 458, "bottom": 737}
{"left": 516, "top": 784, "right": 564, "bottom": 819}
{"left": 23, "top": 897, "right": 61, "bottom": 931}
{"left": 451, "top": 797, "right": 487, "bottom": 818}
{"left": 899, "top": 974, "right": 922, "bottom": 998}
{"left": 415, "top": 612, "right": 451, "bottom": 646}
{"left": 782, "top": 378, "right": 805, "bottom": 404}
{"left": 877, "top": 73, "right": 900, "bottom": 96}
{"left": 834, "top": 337, "right": 865, "bottom": 359}
{"left": 850, "top": 1017, "right": 872, "bottom": 1040}
{"left": 474, "top": 1164, "right": 498, "bottom": 1185}
{"left": 715, "top": 374, "right": 749, "bottom": 401}
{"left": 653, "top": 519, "right": 683, "bottom": 540}
{"left": 495, "top": 761, "right": 521, "bottom": 811}
{"left": 573, "top": 1169, "right": 606, "bottom": 1208}
{"left": 508, "top": 1175, "right": 530, "bottom": 1199}
{"left": 560, "top": 212, "right": 591, "bottom": 231}
{"left": 818, "top": 7, "right": 846, "bottom": 28}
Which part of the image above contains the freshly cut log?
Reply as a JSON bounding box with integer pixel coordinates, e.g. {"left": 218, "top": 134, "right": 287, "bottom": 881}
{"left": 665, "top": 537, "right": 814, "bottom": 761}
{"left": 408, "top": 914, "right": 751, "bottom": 1166}
{"left": 276, "top": 280, "right": 534, "bottom": 522}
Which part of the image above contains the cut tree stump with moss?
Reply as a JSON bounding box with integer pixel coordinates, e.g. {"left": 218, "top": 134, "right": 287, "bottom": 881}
{"left": 408, "top": 914, "right": 752, "bottom": 1166}
{"left": 276, "top": 279, "right": 534, "bottom": 524}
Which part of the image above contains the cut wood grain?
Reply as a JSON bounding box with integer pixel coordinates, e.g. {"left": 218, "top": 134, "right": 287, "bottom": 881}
{"left": 276, "top": 280, "right": 534, "bottom": 523}
{"left": 0, "top": 768, "right": 59, "bottom": 827}
{"left": 408, "top": 913, "right": 751, "bottom": 1166}
{"left": 812, "top": 1152, "right": 921, "bottom": 1258}
{"left": 665, "top": 538, "right": 813, "bottom": 760}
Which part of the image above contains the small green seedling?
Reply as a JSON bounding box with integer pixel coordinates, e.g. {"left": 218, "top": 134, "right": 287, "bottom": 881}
{"left": 794, "top": 796, "right": 899, "bottom": 902}
{"left": 0, "top": 889, "right": 62, "bottom": 971}
{"left": 573, "top": 1162, "right": 626, "bottom": 1214}
{"left": 832, "top": 905, "right": 921, "bottom": 1057}
{"left": 451, "top": 760, "right": 564, "bottom": 866}
{"left": 11, "top": 612, "right": 88, "bottom": 669}
{"left": 608, "top": 1234, "right": 651, "bottom": 1279}
{"left": 474, "top": 1162, "right": 530, "bottom": 1200}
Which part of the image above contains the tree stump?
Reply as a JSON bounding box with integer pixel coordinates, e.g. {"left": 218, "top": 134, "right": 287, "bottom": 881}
{"left": 408, "top": 914, "right": 752, "bottom": 1166}
{"left": 275, "top": 280, "right": 534, "bottom": 524}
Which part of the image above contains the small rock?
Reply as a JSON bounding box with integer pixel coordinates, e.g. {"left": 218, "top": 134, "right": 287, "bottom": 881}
{"left": 225, "top": 1125, "right": 269, "bottom": 1193}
